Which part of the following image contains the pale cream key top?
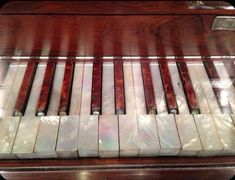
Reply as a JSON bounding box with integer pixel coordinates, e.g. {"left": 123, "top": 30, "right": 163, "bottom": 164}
{"left": 138, "top": 115, "right": 160, "bottom": 157}
{"left": 156, "top": 114, "right": 181, "bottom": 156}
{"left": 34, "top": 116, "right": 59, "bottom": 158}
{"left": 12, "top": 116, "right": 40, "bottom": 159}
{"left": 78, "top": 115, "right": 98, "bottom": 157}
{"left": 175, "top": 114, "right": 202, "bottom": 156}
{"left": 119, "top": 115, "right": 139, "bottom": 157}
{"left": 0, "top": 117, "right": 20, "bottom": 159}
{"left": 231, "top": 114, "right": 235, "bottom": 125}
{"left": 194, "top": 114, "right": 223, "bottom": 156}
{"left": 56, "top": 116, "right": 79, "bottom": 158}
{"left": 99, "top": 115, "right": 119, "bottom": 158}
{"left": 212, "top": 114, "right": 235, "bottom": 155}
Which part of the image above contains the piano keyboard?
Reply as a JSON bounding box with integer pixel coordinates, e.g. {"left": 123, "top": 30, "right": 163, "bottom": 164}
{"left": 0, "top": 59, "right": 235, "bottom": 159}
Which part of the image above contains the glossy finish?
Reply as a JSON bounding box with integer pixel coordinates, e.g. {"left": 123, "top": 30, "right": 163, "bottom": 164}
{"left": 159, "top": 62, "right": 178, "bottom": 114}
{"left": 0, "top": 15, "right": 235, "bottom": 56}
{"left": 177, "top": 62, "right": 199, "bottom": 114}
{"left": 141, "top": 62, "right": 157, "bottom": 114}
{"left": 14, "top": 62, "right": 37, "bottom": 116}
{"left": 91, "top": 62, "right": 102, "bottom": 115}
{"left": 204, "top": 61, "right": 232, "bottom": 114}
{"left": 114, "top": 61, "right": 125, "bottom": 114}
{"left": 58, "top": 62, "right": 75, "bottom": 115}
{"left": 36, "top": 62, "right": 56, "bottom": 116}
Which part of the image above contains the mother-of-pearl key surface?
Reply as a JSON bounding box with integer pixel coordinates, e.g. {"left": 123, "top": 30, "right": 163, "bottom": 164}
{"left": 138, "top": 115, "right": 160, "bottom": 157}
{"left": 99, "top": 115, "right": 119, "bottom": 158}
{"left": 155, "top": 114, "right": 181, "bottom": 156}
{"left": 0, "top": 117, "right": 20, "bottom": 159}
{"left": 119, "top": 115, "right": 139, "bottom": 157}
{"left": 12, "top": 116, "right": 40, "bottom": 159}
{"left": 175, "top": 114, "right": 202, "bottom": 156}
{"left": 34, "top": 116, "right": 60, "bottom": 158}
{"left": 78, "top": 115, "right": 99, "bottom": 157}
{"left": 194, "top": 114, "right": 223, "bottom": 156}
{"left": 56, "top": 116, "right": 79, "bottom": 158}
{"left": 212, "top": 114, "right": 235, "bottom": 155}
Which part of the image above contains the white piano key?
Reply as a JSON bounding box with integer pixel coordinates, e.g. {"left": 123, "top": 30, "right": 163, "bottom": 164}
{"left": 24, "top": 63, "right": 46, "bottom": 116}
{"left": 155, "top": 114, "right": 181, "bottom": 156}
{"left": 187, "top": 63, "right": 210, "bottom": 114}
{"left": 78, "top": 115, "right": 98, "bottom": 157}
{"left": 0, "top": 63, "right": 18, "bottom": 110}
{"left": 132, "top": 62, "right": 146, "bottom": 114}
{"left": 80, "top": 62, "right": 93, "bottom": 115}
{"left": 47, "top": 62, "right": 65, "bottom": 115}
{"left": 175, "top": 114, "right": 202, "bottom": 156}
{"left": 102, "top": 62, "right": 115, "bottom": 115}
{"left": 0, "top": 116, "right": 20, "bottom": 159}
{"left": 69, "top": 62, "right": 84, "bottom": 115}
{"left": 0, "top": 61, "right": 9, "bottom": 84}
{"left": 231, "top": 114, "right": 235, "bottom": 125}
{"left": 123, "top": 62, "right": 136, "bottom": 115}
{"left": 194, "top": 114, "right": 223, "bottom": 156}
{"left": 99, "top": 115, "right": 119, "bottom": 158}
{"left": 118, "top": 115, "right": 139, "bottom": 157}
{"left": 150, "top": 62, "right": 167, "bottom": 114}
{"left": 138, "top": 115, "right": 160, "bottom": 156}
{"left": 194, "top": 63, "right": 221, "bottom": 114}
{"left": 56, "top": 116, "right": 79, "bottom": 158}
{"left": 12, "top": 116, "right": 40, "bottom": 159}
{"left": 168, "top": 62, "right": 189, "bottom": 114}
{"left": 4, "top": 62, "right": 27, "bottom": 116}
{"left": 34, "top": 116, "right": 59, "bottom": 158}
{"left": 212, "top": 114, "right": 235, "bottom": 155}
{"left": 214, "top": 62, "right": 235, "bottom": 113}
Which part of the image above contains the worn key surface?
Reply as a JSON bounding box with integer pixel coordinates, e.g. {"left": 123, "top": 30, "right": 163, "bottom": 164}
{"left": 36, "top": 62, "right": 56, "bottom": 116}
{"left": 91, "top": 61, "right": 102, "bottom": 115}
{"left": 114, "top": 61, "right": 125, "bottom": 114}
{"left": 159, "top": 62, "right": 178, "bottom": 114}
{"left": 141, "top": 61, "right": 157, "bottom": 114}
{"left": 58, "top": 61, "right": 75, "bottom": 116}
{"left": 14, "top": 62, "right": 38, "bottom": 116}
{"left": 177, "top": 62, "right": 200, "bottom": 114}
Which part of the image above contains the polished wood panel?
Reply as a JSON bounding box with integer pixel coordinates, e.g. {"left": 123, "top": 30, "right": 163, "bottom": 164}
{"left": 141, "top": 61, "right": 157, "bottom": 114}
{"left": 14, "top": 62, "right": 37, "bottom": 116}
{"left": 36, "top": 62, "right": 56, "bottom": 116}
{"left": 0, "top": 15, "right": 235, "bottom": 57}
{"left": 58, "top": 61, "right": 75, "bottom": 116}
{"left": 159, "top": 62, "right": 178, "bottom": 114}
{"left": 0, "top": 157, "right": 235, "bottom": 180}
{"left": 1, "top": 1, "right": 235, "bottom": 15}
{"left": 177, "top": 62, "right": 200, "bottom": 114}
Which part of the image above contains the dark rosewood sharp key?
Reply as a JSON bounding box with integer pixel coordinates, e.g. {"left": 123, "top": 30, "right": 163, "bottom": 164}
{"left": 114, "top": 61, "right": 125, "bottom": 114}
{"left": 36, "top": 62, "right": 56, "bottom": 116}
{"left": 177, "top": 62, "right": 200, "bottom": 114}
{"left": 141, "top": 61, "right": 157, "bottom": 114}
{"left": 91, "top": 61, "right": 102, "bottom": 115}
{"left": 58, "top": 61, "right": 75, "bottom": 116}
{"left": 159, "top": 62, "right": 178, "bottom": 114}
{"left": 204, "top": 61, "right": 232, "bottom": 114}
{"left": 13, "top": 62, "right": 38, "bottom": 116}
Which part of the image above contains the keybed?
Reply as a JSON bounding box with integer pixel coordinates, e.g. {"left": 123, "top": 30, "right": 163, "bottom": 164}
{"left": 0, "top": 58, "right": 234, "bottom": 158}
